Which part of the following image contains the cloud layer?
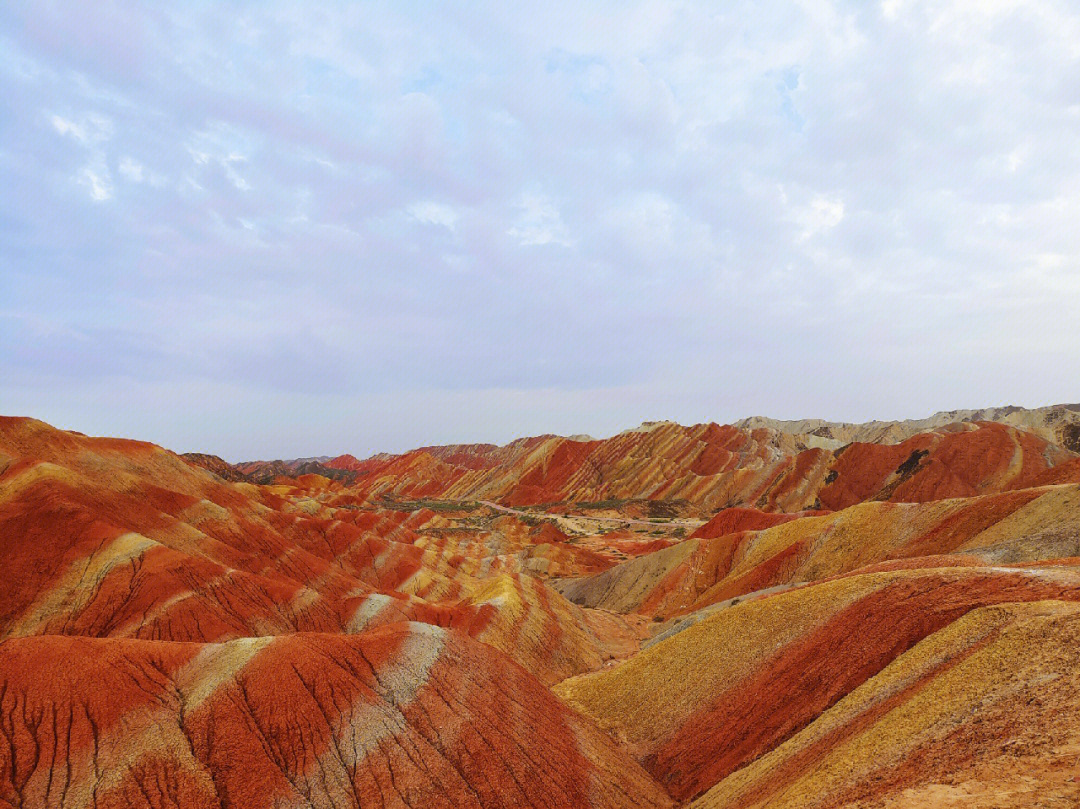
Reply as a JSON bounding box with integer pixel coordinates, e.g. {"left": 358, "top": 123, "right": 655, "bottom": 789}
{"left": 2, "top": 1, "right": 1079, "bottom": 459}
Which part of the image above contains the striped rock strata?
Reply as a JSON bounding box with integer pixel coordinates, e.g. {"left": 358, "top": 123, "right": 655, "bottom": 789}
{"left": 327, "top": 420, "right": 1080, "bottom": 512}
{"left": 556, "top": 565, "right": 1080, "bottom": 805}
{"left": 0, "top": 623, "right": 672, "bottom": 808}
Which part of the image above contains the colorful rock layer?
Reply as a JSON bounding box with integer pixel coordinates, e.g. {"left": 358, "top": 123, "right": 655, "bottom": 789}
{"left": 3, "top": 409, "right": 1080, "bottom": 807}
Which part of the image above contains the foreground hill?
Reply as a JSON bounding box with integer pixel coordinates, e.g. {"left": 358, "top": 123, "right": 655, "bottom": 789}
{"left": 555, "top": 565, "right": 1080, "bottom": 805}
{"left": 0, "top": 626, "right": 671, "bottom": 809}
{"left": 2, "top": 411, "right": 1080, "bottom": 807}
{"left": 689, "top": 600, "right": 1080, "bottom": 808}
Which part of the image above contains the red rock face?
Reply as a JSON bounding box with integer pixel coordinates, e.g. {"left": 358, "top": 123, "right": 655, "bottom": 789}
{"left": 330, "top": 420, "right": 1079, "bottom": 513}
{"left": 0, "top": 626, "right": 672, "bottom": 808}
{"left": 690, "top": 506, "right": 810, "bottom": 539}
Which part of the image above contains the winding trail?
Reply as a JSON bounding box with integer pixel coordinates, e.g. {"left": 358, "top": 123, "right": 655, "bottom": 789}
{"left": 479, "top": 500, "right": 703, "bottom": 530}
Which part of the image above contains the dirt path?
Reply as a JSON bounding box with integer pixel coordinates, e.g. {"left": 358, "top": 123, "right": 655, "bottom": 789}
{"left": 479, "top": 500, "right": 702, "bottom": 530}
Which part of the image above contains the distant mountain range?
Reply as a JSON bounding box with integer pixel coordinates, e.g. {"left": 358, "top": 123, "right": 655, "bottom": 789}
{"left": 184, "top": 404, "right": 1080, "bottom": 516}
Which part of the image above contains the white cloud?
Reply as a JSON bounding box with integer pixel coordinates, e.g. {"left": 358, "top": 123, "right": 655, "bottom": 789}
{"left": 507, "top": 193, "right": 574, "bottom": 246}
{"left": 51, "top": 114, "right": 86, "bottom": 142}
{"left": 118, "top": 156, "right": 144, "bottom": 182}
{"left": 1006, "top": 144, "right": 1028, "bottom": 174}
{"left": 78, "top": 162, "right": 113, "bottom": 201}
{"left": 223, "top": 157, "right": 250, "bottom": 191}
{"left": 408, "top": 201, "right": 459, "bottom": 230}
{"left": 186, "top": 125, "right": 253, "bottom": 190}
{"left": 50, "top": 112, "right": 120, "bottom": 200}
{"left": 794, "top": 195, "right": 845, "bottom": 242}
{"left": 7, "top": 1, "right": 1080, "bottom": 453}
{"left": 881, "top": 0, "right": 911, "bottom": 22}
{"left": 928, "top": 0, "right": 1028, "bottom": 33}
{"left": 49, "top": 112, "right": 112, "bottom": 144}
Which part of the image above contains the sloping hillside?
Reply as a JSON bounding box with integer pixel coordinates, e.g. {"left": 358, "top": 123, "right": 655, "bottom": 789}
{"left": 555, "top": 566, "right": 1080, "bottom": 804}
{"left": 553, "top": 486, "right": 1080, "bottom": 619}
{"left": 0, "top": 626, "right": 672, "bottom": 808}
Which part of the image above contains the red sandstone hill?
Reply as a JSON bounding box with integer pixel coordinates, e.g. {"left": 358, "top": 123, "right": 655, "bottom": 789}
{"left": 4, "top": 412, "right": 1080, "bottom": 807}
{"left": 324, "top": 418, "right": 1080, "bottom": 513}
{"left": 0, "top": 626, "right": 671, "bottom": 808}
{"left": 182, "top": 453, "right": 360, "bottom": 485}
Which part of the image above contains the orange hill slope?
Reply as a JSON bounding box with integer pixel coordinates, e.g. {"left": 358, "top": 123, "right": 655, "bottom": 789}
{"left": 0, "top": 625, "right": 672, "bottom": 809}
{"left": 0, "top": 418, "right": 672, "bottom": 806}
{"left": 689, "top": 599, "right": 1080, "bottom": 808}
{"left": 552, "top": 485, "right": 1080, "bottom": 619}
{"left": 328, "top": 420, "right": 1079, "bottom": 512}
{"left": 555, "top": 565, "right": 1080, "bottom": 805}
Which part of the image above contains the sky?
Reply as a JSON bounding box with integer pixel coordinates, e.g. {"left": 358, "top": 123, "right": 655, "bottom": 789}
{"left": 2, "top": 1, "right": 1079, "bottom": 460}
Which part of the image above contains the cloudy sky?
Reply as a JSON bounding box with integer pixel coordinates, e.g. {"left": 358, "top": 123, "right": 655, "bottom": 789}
{"left": 2, "top": 1, "right": 1079, "bottom": 459}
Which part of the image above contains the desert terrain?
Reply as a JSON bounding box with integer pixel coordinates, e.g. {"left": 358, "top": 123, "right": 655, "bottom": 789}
{"left": 2, "top": 404, "right": 1080, "bottom": 807}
